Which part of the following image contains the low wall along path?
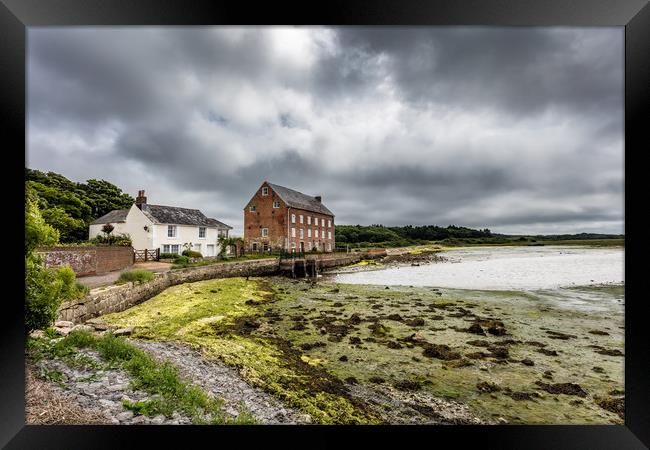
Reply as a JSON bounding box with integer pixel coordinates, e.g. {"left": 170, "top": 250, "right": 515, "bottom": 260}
{"left": 57, "top": 252, "right": 385, "bottom": 324}
{"left": 37, "top": 246, "right": 134, "bottom": 277}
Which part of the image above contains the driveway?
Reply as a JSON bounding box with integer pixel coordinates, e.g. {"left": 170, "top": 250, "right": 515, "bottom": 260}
{"left": 76, "top": 261, "right": 173, "bottom": 290}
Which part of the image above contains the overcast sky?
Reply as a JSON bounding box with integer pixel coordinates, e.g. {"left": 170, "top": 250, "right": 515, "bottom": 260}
{"left": 27, "top": 27, "right": 624, "bottom": 236}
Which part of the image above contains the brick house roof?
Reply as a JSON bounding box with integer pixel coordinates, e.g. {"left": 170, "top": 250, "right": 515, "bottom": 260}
{"left": 267, "top": 182, "right": 334, "bottom": 216}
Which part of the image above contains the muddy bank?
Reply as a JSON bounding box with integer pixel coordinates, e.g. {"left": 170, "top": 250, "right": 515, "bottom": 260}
{"left": 328, "top": 249, "right": 448, "bottom": 275}
{"left": 98, "top": 276, "right": 624, "bottom": 424}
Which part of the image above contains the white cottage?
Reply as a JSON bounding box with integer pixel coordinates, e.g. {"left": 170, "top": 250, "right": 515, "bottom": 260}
{"left": 88, "top": 190, "right": 232, "bottom": 257}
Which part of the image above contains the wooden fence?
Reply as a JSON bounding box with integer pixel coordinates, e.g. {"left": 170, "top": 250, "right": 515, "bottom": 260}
{"left": 134, "top": 248, "right": 160, "bottom": 262}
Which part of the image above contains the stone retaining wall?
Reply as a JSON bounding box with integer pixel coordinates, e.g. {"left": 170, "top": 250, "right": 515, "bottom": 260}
{"left": 37, "top": 246, "right": 134, "bottom": 277}
{"left": 57, "top": 251, "right": 386, "bottom": 324}
{"left": 57, "top": 258, "right": 280, "bottom": 323}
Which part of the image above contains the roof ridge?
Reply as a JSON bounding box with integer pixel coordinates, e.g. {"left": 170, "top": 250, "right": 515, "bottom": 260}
{"left": 267, "top": 182, "right": 316, "bottom": 199}
{"left": 146, "top": 203, "right": 202, "bottom": 212}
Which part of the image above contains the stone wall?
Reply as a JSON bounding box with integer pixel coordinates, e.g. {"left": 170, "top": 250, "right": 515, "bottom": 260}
{"left": 56, "top": 251, "right": 385, "bottom": 324}
{"left": 57, "top": 258, "right": 281, "bottom": 323}
{"left": 37, "top": 246, "right": 134, "bottom": 277}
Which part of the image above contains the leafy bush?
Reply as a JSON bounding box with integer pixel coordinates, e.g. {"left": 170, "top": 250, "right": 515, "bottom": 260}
{"left": 181, "top": 250, "right": 203, "bottom": 258}
{"left": 25, "top": 191, "right": 87, "bottom": 333}
{"left": 159, "top": 253, "right": 178, "bottom": 259}
{"left": 89, "top": 233, "right": 132, "bottom": 246}
{"left": 173, "top": 255, "right": 190, "bottom": 265}
{"left": 116, "top": 269, "right": 154, "bottom": 285}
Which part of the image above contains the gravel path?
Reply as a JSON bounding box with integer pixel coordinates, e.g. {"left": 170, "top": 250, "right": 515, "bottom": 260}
{"left": 77, "top": 262, "right": 172, "bottom": 289}
{"left": 132, "top": 340, "right": 311, "bottom": 424}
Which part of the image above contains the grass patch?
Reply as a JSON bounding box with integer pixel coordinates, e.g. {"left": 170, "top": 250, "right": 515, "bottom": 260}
{"left": 116, "top": 270, "right": 155, "bottom": 285}
{"left": 36, "top": 366, "right": 68, "bottom": 386}
{"left": 28, "top": 330, "right": 255, "bottom": 425}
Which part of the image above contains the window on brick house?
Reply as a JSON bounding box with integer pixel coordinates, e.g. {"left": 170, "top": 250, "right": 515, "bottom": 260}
{"left": 273, "top": 201, "right": 280, "bottom": 208}
{"left": 262, "top": 228, "right": 268, "bottom": 237}
{"left": 299, "top": 229, "right": 304, "bottom": 238}
{"left": 314, "top": 217, "right": 318, "bottom": 226}
{"left": 262, "top": 186, "right": 268, "bottom": 195}
{"left": 328, "top": 231, "right": 332, "bottom": 239}
{"left": 291, "top": 227, "right": 296, "bottom": 237}
{"left": 328, "top": 219, "right": 331, "bottom": 228}
{"left": 249, "top": 205, "right": 256, "bottom": 212}
{"left": 300, "top": 215, "right": 303, "bottom": 224}
{"left": 307, "top": 216, "right": 311, "bottom": 225}
{"left": 308, "top": 229, "right": 311, "bottom": 238}
{"left": 291, "top": 214, "right": 296, "bottom": 223}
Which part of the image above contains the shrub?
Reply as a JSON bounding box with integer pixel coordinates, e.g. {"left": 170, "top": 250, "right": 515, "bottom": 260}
{"left": 25, "top": 262, "right": 86, "bottom": 332}
{"left": 116, "top": 269, "right": 154, "bottom": 285}
{"left": 25, "top": 191, "right": 86, "bottom": 332}
{"left": 173, "top": 255, "right": 190, "bottom": 265}
{"left": 159, "top": 253, "right": 178, "bottom": 259}
{"left": 181, "top": 250, "right": 203, "bottom": 258}
{"left": 89, "top": 233, "right": 132, "bottom": 246}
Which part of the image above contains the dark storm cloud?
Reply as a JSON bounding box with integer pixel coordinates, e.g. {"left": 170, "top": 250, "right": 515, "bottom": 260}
{"left": 331, "top": 27, "right": 623, "bottom": 118}
{"left": 27, "top": 26, "right": 624, "bottom": 235}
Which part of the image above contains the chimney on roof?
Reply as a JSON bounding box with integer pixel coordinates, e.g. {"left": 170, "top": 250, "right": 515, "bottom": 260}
{"left": 135, "top": 190, "right": 147, "bottom": 209}
{"left": 315, "top": 195, "right": 322, "bottom": 203}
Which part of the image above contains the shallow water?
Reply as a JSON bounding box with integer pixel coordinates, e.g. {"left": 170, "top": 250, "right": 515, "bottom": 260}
{"left": 332, "top": 246, "right": 624, "bottom": 291}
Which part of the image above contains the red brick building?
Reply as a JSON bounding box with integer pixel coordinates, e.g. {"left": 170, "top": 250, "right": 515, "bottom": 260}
{"left": 244, "top": 181, "right": 335, "bottom": 253}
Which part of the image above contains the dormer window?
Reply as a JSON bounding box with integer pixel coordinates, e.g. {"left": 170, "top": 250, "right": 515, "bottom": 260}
{"left": 262, "top": 187, "right": 269, "bottom": 196}
{"left": 249, "top": 205, "right": 257, "bottom": 212}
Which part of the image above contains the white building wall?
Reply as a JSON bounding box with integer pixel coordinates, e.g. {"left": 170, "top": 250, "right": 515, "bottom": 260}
{"left": 152, "top": 224, "right": 225, "bottom": 256}
{"left": 88, "top": 204, "right": 153, "bottom": 250}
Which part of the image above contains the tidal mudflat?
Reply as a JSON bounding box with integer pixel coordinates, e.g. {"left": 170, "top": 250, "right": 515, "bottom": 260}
{"left": 100, "top": 265, "right": 624, "bottom": 424}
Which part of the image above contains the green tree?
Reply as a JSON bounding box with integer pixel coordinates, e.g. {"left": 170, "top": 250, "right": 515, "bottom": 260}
{"left": 218, "top": 236, "right": 243, "bottom": 257}
{"left": 25, "top": 168, "right": 134, "bottom": 242}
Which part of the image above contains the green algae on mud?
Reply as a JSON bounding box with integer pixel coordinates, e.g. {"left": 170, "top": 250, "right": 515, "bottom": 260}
{"left": 101, "top": 276, "right": 624, "bottom": 424}
{"left": 101, "top": 277, "right": 380, "bottom": 424}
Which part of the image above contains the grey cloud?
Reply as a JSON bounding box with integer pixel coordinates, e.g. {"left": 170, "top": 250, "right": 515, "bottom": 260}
{"left": 27, "top": 26, "right": 624, "bottom": 235}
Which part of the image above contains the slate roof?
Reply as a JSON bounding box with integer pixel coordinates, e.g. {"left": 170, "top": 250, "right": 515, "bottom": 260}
{"left": 140, "top": 204, "right": 231, "bottom": 228}
{"left": 267, "top": 182, "right": 334, "bottom": 216}
{"left": 206, "top": 218, "right": 233, "bottom": 229}
{"left": 90, "top": 209, "right": 129, "bottom": 225}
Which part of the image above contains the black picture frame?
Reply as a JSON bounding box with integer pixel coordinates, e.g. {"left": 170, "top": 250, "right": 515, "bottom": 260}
{"left": 2, "top": 1, "right": 648, "bottom": 448}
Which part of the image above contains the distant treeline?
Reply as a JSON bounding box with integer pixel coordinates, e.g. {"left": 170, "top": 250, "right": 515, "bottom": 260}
{"left": 499, "top": 232, "right": 624, "bottom": 241}
{"left": 335, "top": 224, "right": 623, "bottom": 248}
